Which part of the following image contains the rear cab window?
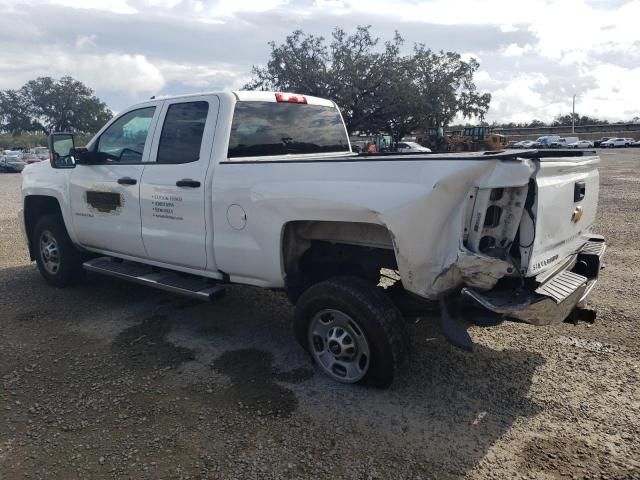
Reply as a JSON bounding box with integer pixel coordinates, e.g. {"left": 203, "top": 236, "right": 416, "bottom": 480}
{"left": 227, "top": 101, "right": 350, "bottom": 158}
{"left": 157, "top": 101, "right": 209, "bottom": 164}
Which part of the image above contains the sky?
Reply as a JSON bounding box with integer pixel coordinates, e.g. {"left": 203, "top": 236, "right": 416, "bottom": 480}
{"left": 1, "top": 0, "right": 639, "bottom": 123}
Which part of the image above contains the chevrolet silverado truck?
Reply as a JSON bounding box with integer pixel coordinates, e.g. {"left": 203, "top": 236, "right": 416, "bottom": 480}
{"left": 20, "top": 91, "right": 606, "bottom": 388}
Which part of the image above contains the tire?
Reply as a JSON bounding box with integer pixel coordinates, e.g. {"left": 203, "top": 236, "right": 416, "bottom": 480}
{"left": 294, "top": 276, "right": 408, "bottom": 388}
{"left": 33, "top": 213, "right": 85, "bottom": 287}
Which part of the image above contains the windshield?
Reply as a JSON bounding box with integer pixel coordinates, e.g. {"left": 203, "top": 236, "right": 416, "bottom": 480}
{"left": 228, "top": 101, "right": 350, "bottom": 158}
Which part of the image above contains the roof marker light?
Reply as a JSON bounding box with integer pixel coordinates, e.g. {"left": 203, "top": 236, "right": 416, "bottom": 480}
{"left": 275, "top": 93, "right": 307, "bottom": 104}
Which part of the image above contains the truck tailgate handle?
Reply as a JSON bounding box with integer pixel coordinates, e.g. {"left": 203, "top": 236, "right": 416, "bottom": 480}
{"left": 117, "top": 177, "right": 137, "bottom": 185}
{"left": 176, "top": 179, "right": 201, "bottom": 188}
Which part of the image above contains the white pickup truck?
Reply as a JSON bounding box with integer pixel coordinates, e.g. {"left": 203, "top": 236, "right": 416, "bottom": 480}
{"left": 20, "top": 91, "right": 606, "bottom": 387}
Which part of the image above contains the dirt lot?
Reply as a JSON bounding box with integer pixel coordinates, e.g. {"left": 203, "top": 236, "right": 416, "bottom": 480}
{"left": 1, "top": 150, "right": 639, "bottom": 480}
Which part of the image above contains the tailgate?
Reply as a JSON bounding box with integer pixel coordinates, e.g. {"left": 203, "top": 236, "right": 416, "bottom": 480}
{"left": 524, "top": 154, "right": 600, "bottom": 277}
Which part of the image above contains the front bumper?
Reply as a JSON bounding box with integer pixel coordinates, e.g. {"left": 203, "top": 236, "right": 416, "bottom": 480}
{"left": 17, "top": 208, "right": 31, "bottom": 255}
{"left": 461, "top": 236, "right": 606, "bottom": 326}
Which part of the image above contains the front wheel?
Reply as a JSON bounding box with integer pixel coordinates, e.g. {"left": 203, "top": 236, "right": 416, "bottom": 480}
{"left": 294, "top": 276, "right": 408, "bottom": 388}
{"left": 33, "top": 214, "right": 85, "bottom": 287}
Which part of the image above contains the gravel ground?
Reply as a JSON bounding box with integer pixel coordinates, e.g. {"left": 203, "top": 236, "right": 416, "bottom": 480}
{"left": 1, "top": 150, "right": 639, "bottom": 480}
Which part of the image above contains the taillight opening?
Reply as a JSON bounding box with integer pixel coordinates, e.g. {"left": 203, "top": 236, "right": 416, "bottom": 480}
{"left": 275, "top": 93, "right": 307, "bottom": 104}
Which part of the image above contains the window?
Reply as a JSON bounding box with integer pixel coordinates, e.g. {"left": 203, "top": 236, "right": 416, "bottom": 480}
{"left": 156, "top": 102, "right": 209, "bottom": 164}
{"left": 228, "top": 101, "right": 349, "bottom": 158}
{"left": 96, "top": 107, "right": 155, "bottom": 163}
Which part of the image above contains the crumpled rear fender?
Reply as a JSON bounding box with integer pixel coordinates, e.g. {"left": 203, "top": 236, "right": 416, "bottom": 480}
{"left": 380, "top": 158, "right": 536, "bottom": 299}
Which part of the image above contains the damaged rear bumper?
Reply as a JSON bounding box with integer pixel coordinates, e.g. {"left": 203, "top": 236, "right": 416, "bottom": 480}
{"left": 461, "top": 236, "right": 606, "bottom": 326}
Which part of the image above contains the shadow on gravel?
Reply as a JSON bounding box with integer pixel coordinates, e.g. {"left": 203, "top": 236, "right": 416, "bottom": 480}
{"left": 111, "top": 315, "right": 195, "bottom": 369}
{"left": 213, "top": 348, "right": 314, "bottom": 418}
{"left": 385, "top": 318, "right": 546, "bottom": 476}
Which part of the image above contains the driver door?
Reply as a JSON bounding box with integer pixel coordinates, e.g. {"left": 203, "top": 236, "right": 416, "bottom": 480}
{"left": 69, "top": 104, "right": 161, "bottom": 257}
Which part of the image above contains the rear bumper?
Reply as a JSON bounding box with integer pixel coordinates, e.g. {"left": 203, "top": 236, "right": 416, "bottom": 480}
{"left": 461, "top": 236, "right": 606, "bottom": 326}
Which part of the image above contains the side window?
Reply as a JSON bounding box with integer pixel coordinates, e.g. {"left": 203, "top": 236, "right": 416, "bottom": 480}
{"left": 156, "top": 102, "right": 209, "bottom": 164}
{"left": 96, "top": 107, "right": 155, "bottom": 163}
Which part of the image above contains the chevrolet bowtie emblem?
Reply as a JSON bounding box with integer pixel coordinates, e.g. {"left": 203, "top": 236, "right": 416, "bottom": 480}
{"left": 572, "top": 206, "right": 584, "bottom": 223}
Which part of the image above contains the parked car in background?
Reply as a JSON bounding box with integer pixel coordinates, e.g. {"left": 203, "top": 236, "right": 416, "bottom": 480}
{"left": 594, "top": 137, "right": 612, "bottom": 147}
{"left": 513, "top": 140, "right": 536, "bottom": 148}
{"left": 396, "top": 141, "right": 432, "bottom": 153}
{"left": 533, "top": 135, "right": 560, "bottom": 148}
{"left": 30, "top": 147, "right": 49, "bottom": 161}
{"left": 1, "top": 150, "right": 26, "bottom": 172}
{"left": 601, "top": 138, "right": 632, "bottom": 148}
{"left": 567, "top": 140, "right": 594, "bottom": 148}
{"left": 550, "top": 137, "right": 579, "bottom": 148}
{"left": 631, "top": 140, "right": 640, "bottom": 148}
{"left": 23, "top": 153, "right": 44, "bottom": 165}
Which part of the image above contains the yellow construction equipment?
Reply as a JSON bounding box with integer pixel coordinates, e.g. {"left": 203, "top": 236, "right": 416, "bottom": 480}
{"left": 419, "top": 126, "right": 508, "bottom": 152}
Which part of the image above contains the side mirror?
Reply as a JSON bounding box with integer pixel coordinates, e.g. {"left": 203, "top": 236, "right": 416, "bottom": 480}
{"left": 47, "top": 132, "right": 76, "bottom": 169}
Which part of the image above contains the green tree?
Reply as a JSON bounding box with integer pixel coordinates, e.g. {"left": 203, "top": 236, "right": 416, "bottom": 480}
{"left": 411, "top": 47, "right": 490, "bottom": 129}
{"left": 552, "top": 113, "right": 608, "bottom": 126}
{"left": 0, "top": 90, "right": 33, "bottom": 134}
{"left": 245, "top": 26, "right": 490, "bottom": 138}
{"left": 246, "top": 26, "right": 409, "bottom": 136}
{"left": 0, "top": 76, "right": 112, "bottom": 135}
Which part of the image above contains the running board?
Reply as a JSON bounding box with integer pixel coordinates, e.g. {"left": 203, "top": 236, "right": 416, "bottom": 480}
{"left": 83, "top": 257, "right": 226, "bottom": 302}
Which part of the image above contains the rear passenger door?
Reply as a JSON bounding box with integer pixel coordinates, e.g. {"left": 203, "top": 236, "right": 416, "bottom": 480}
{"left": 139, "top": 96, "right": 219, "bottom": 269}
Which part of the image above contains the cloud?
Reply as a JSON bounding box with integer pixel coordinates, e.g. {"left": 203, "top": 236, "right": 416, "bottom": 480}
{"left": 75, "top": 34, "right": 97, "bottom": 49}
{"left": 502, "top": 43, "right": 532, "bottom": 57}
{"left": 1, "top": 0, "right": 639, "bottom": 122}
{"left": 46, "top": 0, "right": 138, "bottom": 14}
{"left": 0, "top": 48, "right": 164, "bottom": 95}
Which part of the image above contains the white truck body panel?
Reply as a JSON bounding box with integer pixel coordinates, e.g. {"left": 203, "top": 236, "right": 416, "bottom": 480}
{"left": 139, "top": 94, "right": 220, "bottom": 270}
{"left": 21, "top": 91, "right": 604, "bottom": 308}
{"left": 526, "top": 156, "right": 599, "bottom": 277}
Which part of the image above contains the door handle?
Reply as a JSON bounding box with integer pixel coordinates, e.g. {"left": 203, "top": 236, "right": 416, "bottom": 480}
{"left": 117, "top": 177, "right": 137, "bottom": 185}
{"left": 176, "top": 179, "right": 201, "bottom": 188}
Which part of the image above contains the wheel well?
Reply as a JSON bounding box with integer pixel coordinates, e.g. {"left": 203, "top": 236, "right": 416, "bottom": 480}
{"left": 282, "top": 221, "right": 398, "bottom": 302}
{"left": 24, "top": 196, "right": 63, "bottom": 260}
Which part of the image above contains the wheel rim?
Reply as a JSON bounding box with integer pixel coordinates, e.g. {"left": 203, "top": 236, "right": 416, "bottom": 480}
{"left": 39, "top": 230, "right": 61, "bottom": 275}
{"left": 308, "top": 309, "right": 370, "bottom": 383}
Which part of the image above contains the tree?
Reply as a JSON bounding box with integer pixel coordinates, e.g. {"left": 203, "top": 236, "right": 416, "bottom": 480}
{"left": 245, "top": 26, "right": 490, "bottom": 138}
{"left": 552, "top": 113, "right": 608, "bottom": 126}
{"left": 0, "top": 76, "right": 112, "bottom": 135}
{"left": 0, "top": 90, "right": 33, "bottom": 135}
{"left": 410, "top": 46, "right": 490, "bottom": 129}
{"left": 246, "top": 26, "right": 410, "bottom": 136}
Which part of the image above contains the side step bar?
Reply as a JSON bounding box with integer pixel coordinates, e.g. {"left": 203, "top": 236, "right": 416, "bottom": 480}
{"left": 83, "top": 257, "right": 225, "bottom": 302}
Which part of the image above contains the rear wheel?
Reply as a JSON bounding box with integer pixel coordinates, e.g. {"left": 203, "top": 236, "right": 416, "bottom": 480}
{"left": 294, "top": 276, "right": 408, "bottom": 388}
{"left": 33, "top": 214, "right": 84, "bottom": 287}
